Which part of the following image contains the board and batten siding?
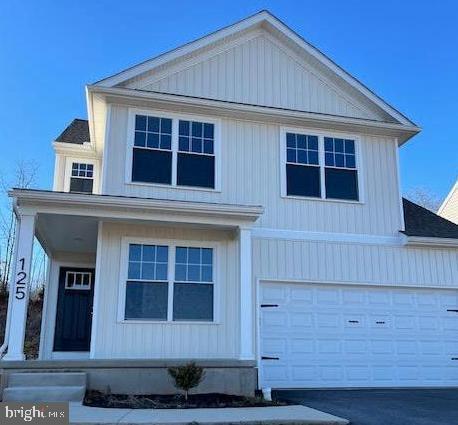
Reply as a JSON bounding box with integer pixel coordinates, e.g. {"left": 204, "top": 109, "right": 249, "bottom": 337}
{"left": 129, "top": 32, "right": 387, "bottom": 122}
{"left": 103, "top": 104, "right": 402, "bottom": 236}
{"left": 252, "top": 238, "right": 458, "bottom": 288}
{"left": 91, "top": 222, "right": 240, "bottom": 359}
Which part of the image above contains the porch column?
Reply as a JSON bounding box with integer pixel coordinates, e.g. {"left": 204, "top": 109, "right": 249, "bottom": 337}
{"left": 3, "top": 212, "right": 36, "bottom": 361}
{"left": 239, "top": 226, "right": 254, "bottom": 360}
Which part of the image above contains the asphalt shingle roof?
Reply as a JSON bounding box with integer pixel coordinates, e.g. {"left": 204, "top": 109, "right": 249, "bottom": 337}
{"left": 55, "top": 119, "right": 89, "bottom": 144}
{"left": 403, "top": 198, "right": 458, "bottom": 239}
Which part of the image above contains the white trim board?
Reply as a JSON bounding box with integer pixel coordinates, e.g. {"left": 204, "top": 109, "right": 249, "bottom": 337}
{"left": 252, "top": 228, "right": 402, "bottom": 246}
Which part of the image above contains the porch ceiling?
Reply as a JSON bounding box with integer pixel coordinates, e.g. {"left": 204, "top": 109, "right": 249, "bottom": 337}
{"left": 36, "top": 214, "right": 98, "bottom": 254}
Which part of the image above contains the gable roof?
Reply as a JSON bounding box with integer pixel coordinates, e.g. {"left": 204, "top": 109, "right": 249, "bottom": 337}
{"left": 55, "top": 119, "right": 90, "bottom": 144}
{"left": 402, "top": 198, "right": 458, "bottom": 239}
{"left": 92, "top": 10, "right": 417, "bottom": 129}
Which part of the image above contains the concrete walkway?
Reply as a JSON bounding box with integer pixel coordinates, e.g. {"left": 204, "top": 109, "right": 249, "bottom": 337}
{"left": 69, "top": 402, "right": 349, "bottom": 425}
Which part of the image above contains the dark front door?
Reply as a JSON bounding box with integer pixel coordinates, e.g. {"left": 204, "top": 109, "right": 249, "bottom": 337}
{"left": 53, "top": 267, "right": 95, "bottom": 352}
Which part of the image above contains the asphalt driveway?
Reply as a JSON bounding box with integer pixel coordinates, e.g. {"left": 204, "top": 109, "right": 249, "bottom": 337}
{"left": 275, "top": 389, "right": 458, "bottom": 425}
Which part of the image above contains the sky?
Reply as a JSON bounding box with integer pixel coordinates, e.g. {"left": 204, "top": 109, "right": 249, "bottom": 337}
{"left": 0, "top": 0, "right": 457, "bottom": 200}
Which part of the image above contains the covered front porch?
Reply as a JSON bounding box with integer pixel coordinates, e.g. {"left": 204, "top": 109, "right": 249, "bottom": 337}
{"left": 2, "top": 189, "right": 263, "bottom": 368}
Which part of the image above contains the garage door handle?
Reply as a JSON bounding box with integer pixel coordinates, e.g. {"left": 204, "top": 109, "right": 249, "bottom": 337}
{"left": 348, "top": 320, "right": 359, "bottom": 324}
{"left": 261, "top": 304, "right": 279, "bottom": 308}
{"left": 447, "top": 309, "right": 458, "bottom": 312}
{"left": 262, "top": 356, "right": 280, "bottom": 360}
{"left": 452, "top": 358, "right": 458, "bottom": 361}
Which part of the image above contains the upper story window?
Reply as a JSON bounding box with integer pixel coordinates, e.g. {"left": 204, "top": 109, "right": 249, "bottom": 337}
{"left": 129, "top": 112, "right": 218, "bottom": 190}
{"left": 324, "top": 137, "right": 358, "bottom": 201}
{"left": 70, "top": 162, "right": 94, "bottom": 193}
{"left": 132, "top": 115, "right": 173, "bottom": 185}
{"left": 283, "top": 130, "right": 360, "bottom": 202}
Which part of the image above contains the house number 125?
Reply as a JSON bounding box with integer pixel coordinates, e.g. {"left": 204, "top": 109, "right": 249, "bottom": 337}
{"left": 15, "top": 257, "right": 27, "bottom": 300}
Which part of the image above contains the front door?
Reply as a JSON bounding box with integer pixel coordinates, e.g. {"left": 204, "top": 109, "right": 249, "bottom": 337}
{"left": 53, "top": 267, "right": 95, "bottom": 352}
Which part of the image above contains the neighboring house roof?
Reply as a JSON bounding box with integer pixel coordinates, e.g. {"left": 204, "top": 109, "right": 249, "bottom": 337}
{"left": 55, "top": 119, "right": 90, "bottom": 144}
{"left": 91, "top": 10, "right": 418, "bottom": 130}
{"left": 438, "top": 179, "right": 458, "bottom": 224}
{"left": 402, "top": 198, "right": 458, "bottom": 239}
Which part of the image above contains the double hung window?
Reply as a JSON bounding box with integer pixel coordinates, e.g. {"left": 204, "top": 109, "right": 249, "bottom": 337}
{"left": 284, "top": 130, "right": 359, "bottom": 201}
{"left": 123, "top": 242, "right": 215, "bottom": 322}
{"left": 131, "top": 113, "right": 217, "bottom": 189}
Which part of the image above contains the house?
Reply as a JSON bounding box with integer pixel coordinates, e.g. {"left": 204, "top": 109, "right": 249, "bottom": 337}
{"left": 439, "top": 180, "right": 458, "bottom": 224}
{"left": 2, "top": 10, "right": 458, "bottom": 397}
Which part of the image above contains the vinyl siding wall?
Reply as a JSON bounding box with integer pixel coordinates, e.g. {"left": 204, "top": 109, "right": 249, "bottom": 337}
{"left": 91, "top": 222, "right": 240, "bottom": 359}
{"left": 103, "top": 104, "right": 402, "bottom": 236}
{"left": 136, "top": 33, "right": 381, "bottom": 121}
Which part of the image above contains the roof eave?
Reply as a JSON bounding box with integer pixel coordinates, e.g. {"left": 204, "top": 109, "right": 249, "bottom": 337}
{"left": 401, "top": 233, "right": 458, "bottom": 248}
{"left": 87, "top": 85, "right": 420, "bottom": 143}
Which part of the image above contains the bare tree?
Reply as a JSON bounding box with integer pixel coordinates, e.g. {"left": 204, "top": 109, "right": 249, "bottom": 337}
{"left": 405, "top": 186, "right": 442, "bottom": 213}
{"left": 0, "top": 161, "right": 40, "bottom": 296}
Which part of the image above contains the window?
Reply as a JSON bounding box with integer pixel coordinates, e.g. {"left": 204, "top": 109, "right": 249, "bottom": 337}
{"left": 130, "top": 112, "right": 217, "bottom": 190}
{"left": 286, "top": 133, "right": 320, "bottom": 197}
{"left": 177, "top": 121, "right": 215, "bottom": 188}
{"left": 70, "top": 163, "right": 94, "bottom": 193}
{"left": 132, "top": 115, "right": 172, "bottom": 184}
{"left": 122, "top": 242, "right": 215, "bottom": 322}
{"left": 65, "top": 271, "right": 92, "bottom": 290}
{"left": 125, "top": 244, "right": 169, "bottom": 320}
{"left": 324, "top": 137, "right": 358, "bottom": 201}
{"left": 283, "top": 130, "right": 359, "bottom": 201}
{"left": 174, "top": 247, "right": 213, "bottom": 321}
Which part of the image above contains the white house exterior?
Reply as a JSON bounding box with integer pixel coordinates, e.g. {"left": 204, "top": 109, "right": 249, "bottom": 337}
{"left": 439, "top": 180, "right": 458, "bottom": 224}
{"left": 2, "top": 11, "right": 458, "bottom": 394}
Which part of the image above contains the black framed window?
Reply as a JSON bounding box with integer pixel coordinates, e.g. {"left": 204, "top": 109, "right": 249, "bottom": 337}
{"left": 174, "top": 247, "right": 213, "bottom": 321}
{"left": 132, "top": 115, "right": 172, "bottom": 184}
{"left": 324, "top": 137, "right": 358, "bottom": 201}
{"left": 70, "top": 163, "right": 94, "bottom": 193}
{"left": 286, "top": 132, "right": 320, "bottom": 197}
{"left": 177, "top": 120, "right": 215, "bottom": 188}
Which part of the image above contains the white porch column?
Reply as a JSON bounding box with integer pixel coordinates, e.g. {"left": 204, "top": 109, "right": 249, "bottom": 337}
{"left": 3, "top": 212, "right": 36, "bottom": 361}
{"left": 239, "top": 226, "right": 254, "bottom": 360}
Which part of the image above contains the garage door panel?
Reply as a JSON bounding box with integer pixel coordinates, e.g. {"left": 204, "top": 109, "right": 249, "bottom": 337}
{"left": 260, "top": 282, "right": 458, "bottom": 388}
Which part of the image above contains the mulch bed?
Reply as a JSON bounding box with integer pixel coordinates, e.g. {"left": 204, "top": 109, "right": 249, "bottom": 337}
{"left": 84, "top": 390, "right": 289, "bottom": 409}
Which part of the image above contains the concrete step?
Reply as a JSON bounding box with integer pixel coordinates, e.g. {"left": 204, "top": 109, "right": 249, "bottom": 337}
{"left": 2, "top": 385, "right": 85, "bottom": 402}
{"left": 7, "top": 372, "right": 86, "bottom": 387}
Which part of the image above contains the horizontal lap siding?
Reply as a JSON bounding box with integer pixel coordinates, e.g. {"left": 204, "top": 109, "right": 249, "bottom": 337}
{"left": 253, "top": 238, "right": 458, "bottom": 288}
{"left": 93, "top": 222, "right": 240, "bottom": 359}
{"left": 105, "top": 105, "right": 401, "bottom": 236}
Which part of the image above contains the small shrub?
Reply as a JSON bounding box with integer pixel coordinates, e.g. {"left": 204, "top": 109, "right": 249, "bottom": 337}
{"left": 168, "top": 362, "right": 205, "bottom": 401}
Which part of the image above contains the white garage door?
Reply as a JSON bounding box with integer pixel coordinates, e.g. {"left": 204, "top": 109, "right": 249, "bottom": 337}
{"left": 260, "top": 282, "right": 458, "bottom": 388}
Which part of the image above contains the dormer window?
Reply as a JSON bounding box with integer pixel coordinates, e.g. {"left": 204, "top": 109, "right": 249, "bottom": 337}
{"left": 70, "top": 162, "right": 94, "bottom": 193}
{"left": 129, "top": 111, "right": 219, "bottom": 191}
{"left": 282, "top": 129, "right": 360, "bottom": 202}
